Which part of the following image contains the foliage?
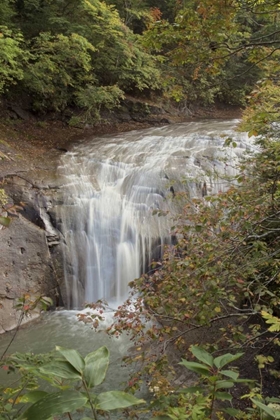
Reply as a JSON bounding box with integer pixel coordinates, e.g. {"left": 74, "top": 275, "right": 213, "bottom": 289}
{"left": 0, "top": 189, "right": 7, "bottom": 206}
{"left": 262, "top": 311, "right": 280, "bottom": 333}
{"left": 0, "top": 0, "right": 15, "bottom": 26}
{"left": 14, "top": 294, "right": 54, "bottom": 315}
{"left": 0, "top": 0, "right": 161, "bottom": 120}
{"left": 241, "top": 75, "right": 280, "bottom": 136}
{"left": 73, "top": 84, "right": 124, "bottom": 124}
{"left": 0, "top": 188, "right": 10, "bottom": 227}
{"left": 103, "top": 0, "right": 180, "bottom": 33}
{"left": 0, "top": 345, "right": 144, "bottom": 419}
{"left": 251, "top": 397, "right": 280, "bottom": 420}
{"left": 0, "top": 189, "right": 26, "bottom": 228}
{"left": 23, "top": 32, "right": 96, "bottom": 112}
{"left": 141, "top": 0, "right": 280, "bottom": 105}
{"left": 0, "top": 26, "right": 26, "bottom": 94}
{"left": 152, "top": 346, "right": 253, "bottom": 420}
{"left": 103, "top": 0, "right": 151, "bottom": 33}
{"left": 1, "top": 0, "right": 279, "bottom": 116}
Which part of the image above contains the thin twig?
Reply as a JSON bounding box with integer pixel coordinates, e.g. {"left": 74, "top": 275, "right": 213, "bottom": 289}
{"left": 0, "top": 311, "right": 24, "bottom": 361}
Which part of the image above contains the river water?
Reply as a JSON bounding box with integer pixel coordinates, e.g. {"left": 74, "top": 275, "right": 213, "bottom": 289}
{"left": 0, "top": 119, "right": 255, "bottom": 409}
{"left": 0, "top": 311, "right": 134, "bottom": 392}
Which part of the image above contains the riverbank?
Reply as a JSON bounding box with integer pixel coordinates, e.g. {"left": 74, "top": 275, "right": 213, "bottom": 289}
{"left": 0, "top": 102, "right": 242, "bottom": 169}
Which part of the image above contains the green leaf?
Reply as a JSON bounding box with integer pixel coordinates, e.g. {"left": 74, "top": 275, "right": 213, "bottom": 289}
{"left": 248, "top": 129, "right": 258, "bottom": 137}
{"left": 224, "top": 137, "right": 232, "bottom": 147}
{"left": 20, "top": 391, "right": 48, "bottom": 403}
{"left": 267, "top": 398, "right": 280, "bottom": 403}
{"left": 215, "top": 380, "right": 234, "bottom": 390}
{"left": 251, "top": 399, "right": 275, "bottom": 417}
{"left": 214, "top": 352, "right": 243, "bottom": 369}
{"left": 40, "top": 296, "right": 53, "bottom": 306}
{"left": 223, "top": 408, "right": 240, "bottom": 416}
{"left": 56, "top": 346, "right": 85, "bottom": 373}
{"left": 39, "top": 361, "right": 82, "bottom": 380}
{"left": 179, "top": 360, "right": 211, "bottom": 376}
{"left": 19, "top": 390, "right": 87, "bottom": 420}
{"left": 0, "top": 216, "right": 11, "bottom": 227}
{"left": 84, "top": 346, "right": 109, "bottom": 387}
{"left": 235, "top": 378, "right": 255, "bottom": 384}
{"left": 190, "top": 346, "right": 214, "bottom": 367}
{"left": 96, "top": 391, "right": 145, "bottom": 411}
{"left": 214, "top": 392, "right": 232, "bottom": 401}
{"left": 220, "top": 369, "right": 239, "bottom": 380}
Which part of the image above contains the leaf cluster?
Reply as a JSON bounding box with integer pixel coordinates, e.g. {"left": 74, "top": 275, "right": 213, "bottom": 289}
{"left": 142, "top": 0, "right": 280, "bottom": 106}
{"left": 0, "top": 346, "right": 144, "bottom": 420}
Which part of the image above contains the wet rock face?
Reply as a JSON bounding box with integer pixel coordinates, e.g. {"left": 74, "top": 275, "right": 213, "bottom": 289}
{"left": 0, "top": 217, "right": 52, "bottom": 333}
{"left": 0, "top": 170, "right": 65, "bottom": 333}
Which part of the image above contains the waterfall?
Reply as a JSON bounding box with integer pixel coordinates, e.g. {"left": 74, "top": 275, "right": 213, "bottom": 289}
{"left": 57, "top": 120, "right": 254, "bottom": 308}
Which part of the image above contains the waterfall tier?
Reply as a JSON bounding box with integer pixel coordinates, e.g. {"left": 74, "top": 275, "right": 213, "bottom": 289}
{"left": 57, "top": 120, "right": 255, "bottom": 308}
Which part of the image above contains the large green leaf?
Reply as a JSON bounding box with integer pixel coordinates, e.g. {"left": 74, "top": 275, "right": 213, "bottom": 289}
{"left": 179, "top": 360, "right": 211, "bottom": 376}
{"left": 213, "top": 353, "right": 243, "bottom": 369}
{"left": 56, "top": 346, "right": 85, "bottom": 373}
{"left": 20, "top": 391, "right": 48, "bottom": 403}
{"left": 19, "top": 390, "right": 88, "bottom": 420}
{"left": 223, "top": 408, "right": 241, "bottom": 416}
{"left": 96, "top": 391, "right": 145, "bottom": 411}
{"left": 190, "top": 346, "right": 214, "bottom": 367}
{"left": 39, "top": 361, "right": 82, "bottom": 380}
{"left": 214, "top": 392, "right": 232, "bottom": 401}
{"left": 84, "top": 346, "right": 109, "bottom": 388}
{"left": 220, "top": 369, "right": 239, "bottom": 380}
{"left": 215, "top": 380, "right": 234, "bottom": 390}
{"left": 267, "top": 398, "right": 280, "bottom": 403}
{"left": 251, "top": 399, "right": 275, "bottom": 417}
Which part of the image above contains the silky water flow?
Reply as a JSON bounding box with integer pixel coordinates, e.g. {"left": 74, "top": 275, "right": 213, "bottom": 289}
{"left": 57, "top": 119, "right": 255, "bottom": 309}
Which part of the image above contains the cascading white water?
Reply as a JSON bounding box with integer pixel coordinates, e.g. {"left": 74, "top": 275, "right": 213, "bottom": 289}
{"left": 58, "top": 119, "right": 255, "bottom": 308}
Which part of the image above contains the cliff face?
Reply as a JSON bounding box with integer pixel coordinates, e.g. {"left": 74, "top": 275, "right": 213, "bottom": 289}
{"left": 0, "top": 120, "right": 71, "bottom": 332}
{"left": 0, "top": 165, "right": 66, "bottom": 333}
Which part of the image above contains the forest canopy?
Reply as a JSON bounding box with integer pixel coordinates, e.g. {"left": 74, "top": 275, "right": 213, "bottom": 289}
{"left": 0, "top": 0, "right": 280, "bottom": 122}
